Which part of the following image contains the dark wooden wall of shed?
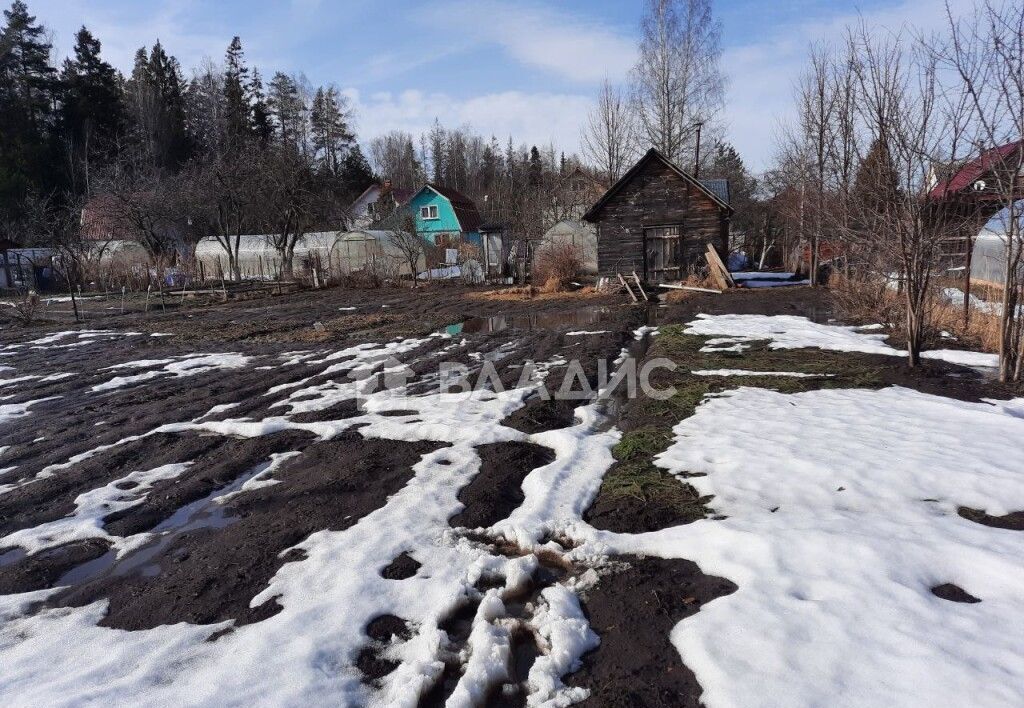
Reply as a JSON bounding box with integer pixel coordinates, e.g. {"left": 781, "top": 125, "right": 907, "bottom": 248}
{"left": 591, "top": 159, "right": 729, "bottom": 279}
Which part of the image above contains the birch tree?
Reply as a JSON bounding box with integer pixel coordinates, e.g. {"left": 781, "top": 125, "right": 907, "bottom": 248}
{"left": 582, "top": 79, "right": 636, "bottom": 187}
{"left": 631, "top": 0, "right": 724, "bottom": 166}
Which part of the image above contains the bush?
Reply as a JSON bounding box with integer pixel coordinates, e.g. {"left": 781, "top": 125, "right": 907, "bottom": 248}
{"left": 11, "top": 290, "right": 41, "bottom": 324}
{"left": 532, "top": 243, "right": 582, "bottom": 290}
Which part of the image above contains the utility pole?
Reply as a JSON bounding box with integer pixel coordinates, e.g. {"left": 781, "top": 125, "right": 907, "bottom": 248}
{"left": 693, "top": 121, "right": 704, "bottom": 178}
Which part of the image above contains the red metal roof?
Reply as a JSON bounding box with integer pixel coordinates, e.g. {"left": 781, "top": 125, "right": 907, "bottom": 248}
{"left": 929, "top": 140, "right": 1023, "bottom": 200}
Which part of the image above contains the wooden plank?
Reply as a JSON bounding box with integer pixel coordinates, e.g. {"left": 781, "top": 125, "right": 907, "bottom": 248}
{"left": 631, "top": 271, "right": 649, "bottom": 301}
{"left": 617, "top": 272, "right": 638, "bottom": 303}
{"left": 705, "top": 244, "right": 734, "bottom": 289}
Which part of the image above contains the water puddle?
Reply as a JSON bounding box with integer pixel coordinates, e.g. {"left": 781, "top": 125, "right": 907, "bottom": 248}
{"left": 0, "top": 547, "right": 27, "bottom": 569}
{"left": 58, "top": 459, "right": 275, "bottom": 586}
{"left": 443, "top": 307, "right": 612, "bottom": 336}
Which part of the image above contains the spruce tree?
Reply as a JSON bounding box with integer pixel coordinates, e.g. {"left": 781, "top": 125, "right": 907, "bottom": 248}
{"left": 0, "top": 0, "right": 59, "bottom": 214}
{"left": 59, "top": 26, "right": 124, "bottom": 193}
{"left": 223, "top": 36, "right": 251, "bottom": 142}
{"left": 249, "top": 68, "right": 272, "bottom": 146}
{"left": 340, "top": 144, "right": 374, "bottom": 195}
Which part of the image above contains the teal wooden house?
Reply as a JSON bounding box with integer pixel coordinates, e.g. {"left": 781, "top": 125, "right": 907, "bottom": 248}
{"left": 407, "top": 184, "right": 484, "bottom": 247}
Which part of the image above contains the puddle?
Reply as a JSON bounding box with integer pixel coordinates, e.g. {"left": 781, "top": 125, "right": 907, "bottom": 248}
{"left": 0, "top": 547, "right": 27, "bottom": 568}
{"left": 443, "top": 307, "right": 612, "bottom": 335}
{"left": 58, "top": 459, "right": 275, "bottom": 586}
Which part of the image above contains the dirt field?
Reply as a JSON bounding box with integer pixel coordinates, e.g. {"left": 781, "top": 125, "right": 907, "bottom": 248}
{"left": 0, "top": 283, "right": 1019, "bottom": 706}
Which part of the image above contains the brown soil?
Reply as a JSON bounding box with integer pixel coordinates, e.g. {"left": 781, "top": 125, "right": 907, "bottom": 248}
{"left": 381, "top": 552, "right": 421, "bottom": 580}
{"left": 567, "top": 556, "right": 737, "bottom": 707}
{"left": 932, "top": 583, "right": 981, "bottom": 603}
{"left": 449, "top": 442, "right": 556, "bottom": 529}
{"left": 2, "top": 283, "right": 1020, "bottom": 704}
{"left": 50, "top": 433, "right": 441, "bottom": 630}
{"left": 958, "top": 506, "right": 1024, "bottom": 531}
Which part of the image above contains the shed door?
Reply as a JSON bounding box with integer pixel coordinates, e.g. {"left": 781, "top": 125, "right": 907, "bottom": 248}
{"left": 643, "top": 225, "right": 682, "bottom": 282}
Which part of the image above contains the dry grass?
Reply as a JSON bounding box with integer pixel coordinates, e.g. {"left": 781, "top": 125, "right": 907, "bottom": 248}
{"left": 468, "top": 285, "right": 600, "bottom": 302}
{"left": 832, "top": 273, "right": 1002, "bottom": 354}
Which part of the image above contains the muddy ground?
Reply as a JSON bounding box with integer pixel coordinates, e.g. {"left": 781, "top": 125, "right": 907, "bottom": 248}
{"left": 0, "top": 282, "right": 1018, "bottom": 706}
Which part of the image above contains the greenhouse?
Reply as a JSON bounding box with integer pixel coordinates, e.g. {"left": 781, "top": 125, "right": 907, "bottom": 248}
{"left": 193, "top": 232, "right": 342, "bottom": 280}
{"left": 969, "top": 202, "right": 1024, "bottom": 287}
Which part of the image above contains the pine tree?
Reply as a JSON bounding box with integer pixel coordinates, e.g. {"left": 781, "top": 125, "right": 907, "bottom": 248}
{"left": 309, "top": 86, "right": 353, "bottom": 175}
{"left": 268, "top": 72, "right": 303, "bottom": 147}
{"left": 222, "top": 36, "right": 251, "bottom": 142}
{"left": 59, "top": 26, "right": 124, "bottom": 194}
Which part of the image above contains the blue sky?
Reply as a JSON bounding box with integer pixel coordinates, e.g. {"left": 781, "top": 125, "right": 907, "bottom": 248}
{"left": 30, "top": 0, "right": 976, "bottom": 172}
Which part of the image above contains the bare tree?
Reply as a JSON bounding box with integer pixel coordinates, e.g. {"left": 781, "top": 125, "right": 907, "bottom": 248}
{"left": 582, "top": 79, "right": 636, "bottom": 187}
{"left": 189, "top": 145, "right": 263, "bottom": 280}
{"left": 796, "top": 43, "right": 839, "bottom": 286}
{"left": 260, "top": 145, "right": 337, "bottom": 279}
{"left": 631, "top": 0, "right": 725, "bottom": 165}
{"left": 845, "top": 26, "right": 973, "bottom": 366}
{"left": 379, "top": 209, "right": 426, "bottom": 284}
{"left": 942, "top": 0, "right": 1024, "bottom": 381}
{"left": 96, "top": 161, "right": 188, "bottom": 265}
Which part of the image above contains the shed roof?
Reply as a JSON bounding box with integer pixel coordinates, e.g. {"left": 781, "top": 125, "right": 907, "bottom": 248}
{"left": 699, "top": 178, "right": 731, "bottom": 205}
{"left": 582, "top": 148, "right": 734, "bottom": 221}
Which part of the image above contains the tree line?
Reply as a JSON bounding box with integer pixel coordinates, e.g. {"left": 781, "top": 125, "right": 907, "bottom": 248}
{"left": 0, "top": 0, "right": 376, "bottom": 279}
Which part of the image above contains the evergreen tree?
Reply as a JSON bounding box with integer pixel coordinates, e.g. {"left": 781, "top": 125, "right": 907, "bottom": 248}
{"left": 309, "top": 86, "right": 353, "bottom": 175}
{"left": 853, "top": 137, "right": 901, "bottom": 220}
{"left": 340, "top": 143, "right": 374, "bottom": 195}
{"left": 249, "top": 68, "right": 272, "bottom": 146}
{"left": 184, "top": 61, "right": 225, "bottom": 156}
{"left": 708, "top": 141, "right": 757, "bottom": 236}
{"left": 0, "top": 0, "right": 59, "bottom": 215}
{"left": 428, "top": 119, "right": 445, "bottom": 183}
{"left": 528, "top": 145, "right": 543, "bottom": 186}
{"left": 268, "top": 72, "right": 303, "bottom": 147}
{"left": 126, "top": 41, "right": 189, "bottom": 169}
{"left": 58, "top": 26, "right": 124, "bottom": 194}
{"left": 222, "top": 36, "right": 251, "bottom": 141}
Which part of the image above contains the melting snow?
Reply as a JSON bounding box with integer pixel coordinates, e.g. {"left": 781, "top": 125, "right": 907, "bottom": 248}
{"left": 585, "top": 385, "right": 1024, "bottom": 707}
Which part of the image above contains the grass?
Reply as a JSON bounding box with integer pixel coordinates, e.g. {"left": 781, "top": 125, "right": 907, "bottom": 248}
{"left": 590, "top": 325, "right": 894, "bottom": 528}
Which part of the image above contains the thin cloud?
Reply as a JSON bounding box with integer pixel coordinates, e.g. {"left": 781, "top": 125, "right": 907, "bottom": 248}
{"left": 423, "top": 0, "right": 636, "bottom": 84}
{"left": 344, "top": 87, "right": 592, "bottom": 152}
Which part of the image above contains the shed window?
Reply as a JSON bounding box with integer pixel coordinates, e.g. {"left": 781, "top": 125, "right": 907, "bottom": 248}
{"left": 420, "top": 205, "right": 438, "bottom": 220}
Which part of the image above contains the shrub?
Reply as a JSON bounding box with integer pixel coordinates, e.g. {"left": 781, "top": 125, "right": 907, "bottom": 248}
{"left": 533, "top": 243, "right": 582, "bottom": 289}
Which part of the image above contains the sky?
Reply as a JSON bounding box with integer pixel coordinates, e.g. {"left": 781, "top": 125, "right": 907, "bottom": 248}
{"left": 26, "top": 0, "right": 978, "bottom": 174}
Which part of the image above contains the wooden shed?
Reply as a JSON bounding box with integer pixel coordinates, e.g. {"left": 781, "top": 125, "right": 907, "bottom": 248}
{"left": 582, "top": 148, "right": 733, "bottom": 283}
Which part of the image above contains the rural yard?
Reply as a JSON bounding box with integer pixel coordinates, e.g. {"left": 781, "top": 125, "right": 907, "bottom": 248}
{"left": 1, "top": 284, "right": 1022, "bottom": 707}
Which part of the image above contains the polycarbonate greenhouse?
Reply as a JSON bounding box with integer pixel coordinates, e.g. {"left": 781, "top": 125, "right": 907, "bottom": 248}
{"left": 970, "top": 203, "right": 1024, "bottom": 287}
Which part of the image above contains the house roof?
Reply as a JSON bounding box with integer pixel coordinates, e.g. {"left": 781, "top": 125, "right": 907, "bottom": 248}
{"left": 583, "top": 148, "right": 734, "bottom": 221}
{"left": 929, "top": 140, "right": 1024, "bottom": 200}
{"left": 699, "top": 178, "right": 731, "bottom": 205}
{"left": 424, "top": 183, "right": 484, "bottom": 232}
{"left": 351, "top": 184, "right": 414, "bottom": 209}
